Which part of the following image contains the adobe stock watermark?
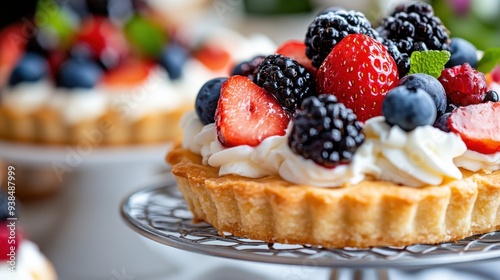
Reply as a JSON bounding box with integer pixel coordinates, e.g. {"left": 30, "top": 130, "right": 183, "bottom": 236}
{"left": 213, "top": 0, "right": 243, "bottom": 21}
{"left": 50, "top": 69, "right": 165, "bottom": 182}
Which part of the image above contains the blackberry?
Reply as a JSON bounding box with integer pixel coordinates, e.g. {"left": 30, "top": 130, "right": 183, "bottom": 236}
{"left": 289, "top": 95, "right": 365, "bottom": 168}
{"left": 305, "top": 9, "right": 379, "bottom": 68}
{"left": 377, "top": 2, "right": 451, "bottom": 77}
{"left": 253, "top": 54, "right": 315, "bottom": 113}
{"left": 382, "top": 39, "right": 410, "bottom": 78}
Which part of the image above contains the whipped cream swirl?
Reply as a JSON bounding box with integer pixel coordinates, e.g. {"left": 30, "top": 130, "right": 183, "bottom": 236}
{"left": 454, "top": 150, "right": 500, "bottom": 173}
{"left": 363, "top": 117, "right": 467, "bottom": 187}
{"left": 181, "top": 112, "right": 374, "bottom": 187}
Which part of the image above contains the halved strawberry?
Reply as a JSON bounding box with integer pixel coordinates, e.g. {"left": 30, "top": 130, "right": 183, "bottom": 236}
{"left": 276, "top": 40, "right": 316, "bottom": 75}
{"left": 316, "top": 34, "right": 398, "bottom": 122}
{"left": 449, "top": 102, "right": 500, "bottom": 154}
{"left": 216, "top": 75, "right": 290, "bottom": 147}
{"left": 102, "top": 59, "right": 154, "bottom": 87}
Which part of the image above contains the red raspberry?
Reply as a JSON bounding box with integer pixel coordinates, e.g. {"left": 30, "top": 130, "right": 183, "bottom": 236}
{"left": 439, "top": 63, "right": 488, "bottom": 106}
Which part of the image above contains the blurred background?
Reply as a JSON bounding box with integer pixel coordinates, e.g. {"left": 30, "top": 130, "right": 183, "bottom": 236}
{"left": 0, "top": 0, "right": 499, "bottom": 280}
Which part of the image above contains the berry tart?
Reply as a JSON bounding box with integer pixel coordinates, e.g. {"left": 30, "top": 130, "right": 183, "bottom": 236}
{"left": 167, "top": 2, "right": 500, "bottom": 248}
{"left": 0, "top": 191, "right": 57, "bottom": 280}
{"left": 0, "top": 0, "right": 275, "bottom": 145}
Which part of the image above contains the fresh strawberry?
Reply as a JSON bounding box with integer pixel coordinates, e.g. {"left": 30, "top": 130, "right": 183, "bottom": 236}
{"left": 216, "top": 75, "right": 290, "bottom": 147}
{"left": 102, "top": 59, "right": 154, "bottom": 87}
{"left": 276, "top": 40, "right": 317, "bottom": 75}
{"left": 449, "top": 102, "right": 500, "bottom": 154}
{"left": 0, "top": 221, "right": 20, "bottom": 261}
{"left": 439, "top": 63, "right": 488, "bottom": 106}
{"left": 194, "top": 44, "right": 232, "bottom": 72}
{"left": 316, "top": 34, "right": 398, "bottom": 122}
{"left": 0, "top": 23, "right": 27, "bottom": 70}
{"left": 75, "top": 16, "right": 128, "bottom": 70}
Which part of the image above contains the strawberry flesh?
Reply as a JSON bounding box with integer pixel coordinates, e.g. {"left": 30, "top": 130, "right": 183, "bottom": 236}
{"left": 316, "top": 34, "right": 398, "bottom": 122}
{"left": 216, "top": 75, "right": 290, "bottom": 147}
{"left": 449, "top": 102, "right": 500, "bottom": 154}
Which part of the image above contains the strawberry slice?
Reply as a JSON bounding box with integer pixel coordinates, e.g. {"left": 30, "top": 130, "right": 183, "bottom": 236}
{"left": 276, "top": 40, "right": 317, "bottom": 75}
{"left": 316, "top": 34, "right": 398, "bottom": 122}
{"left": 449, "top": 102, "right": 500, "bottom": 154}
{"left": 102, "top": 59, "right": 154, "bottom": 87}
{"left": 216, "top": 75, "right": 290, "bottom": 147}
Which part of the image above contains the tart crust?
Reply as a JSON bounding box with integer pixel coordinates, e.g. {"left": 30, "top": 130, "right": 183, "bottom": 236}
{"left": 0, "top": 104, "right": 189, "bottom": 145}
{"left": 167, "top": 146, "right": 500, "bottom": 248}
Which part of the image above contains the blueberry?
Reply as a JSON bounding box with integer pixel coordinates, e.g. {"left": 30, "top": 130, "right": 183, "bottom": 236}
{"left": 433, "top": 112, "right": 451, "bottom": 132}
{"left": 0, "top": 190, "right": 9, "bottom": 221}
{"left": 445, "top": 37, "right": 478, "bottom": 68}
{"left": 57, "top": 59, "right": 103, "bottom": 89}
{"left": 382, "top": 85, "right": 437, "bottom": 131}
{"left": 484, "top": 90, "right": 499, "bottom": 102}
{"left": 158, "top": 42, "right": 190, "bottom": 80}
{"left": 231, "top": 55, "right": 265, "bottom": 80}
{"left": 399, "top": 73, "right": 447, "bottom": 116}
{"left": 8, "top": 53, "right": 49, "bottom": 86}
{"left": 195, "top": 78, "right": 227, "bottom": 125}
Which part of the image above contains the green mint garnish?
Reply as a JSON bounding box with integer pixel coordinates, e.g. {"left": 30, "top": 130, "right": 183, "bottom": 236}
{"left": 409, "top": 50, "right": 451, "bottom": 78}
{"left": 477, "top": 48, "right": 500, "bottom": 74}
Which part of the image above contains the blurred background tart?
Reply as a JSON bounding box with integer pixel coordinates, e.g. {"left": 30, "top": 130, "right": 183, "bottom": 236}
{"left": 0, "top": 0, "right": 275, "bottom": 146}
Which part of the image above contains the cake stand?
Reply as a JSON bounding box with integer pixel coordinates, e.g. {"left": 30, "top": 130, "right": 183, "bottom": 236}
{"left": 121, "top": 180, "right": 500, "bottom": 280}
{"left": 0, "top": 141, "right": 178, "bottom": 280}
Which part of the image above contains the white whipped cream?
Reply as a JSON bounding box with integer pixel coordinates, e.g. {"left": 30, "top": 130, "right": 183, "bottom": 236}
{"left": 50, "top": 89, "right": 108, "bottom": 125}
{"left": 104, "top": 68, "right": 186, "bottom": 122}
{"left": 181, "top": 112, "right": 373, "bottom": 187}
{"left": 455, "top": 150, "right": 500, "bottom": 173}
{"left": 1, "top": 81, "right": 52, "bottom": 113}
{"left": 0, "top": 241, "right": 52, "bottom": 280}
{"left": 2, "top": 67, "right": 198, "bottom": 125}
{"left": 363, "top": 117, "right": 467, "bottom": 187}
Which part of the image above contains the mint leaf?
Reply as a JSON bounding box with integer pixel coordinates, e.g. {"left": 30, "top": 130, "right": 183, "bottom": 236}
{"left": 409, "top": 50, "right": 451, "bottom": 78}
{"left": 477, "top": 48, "right": 500, "bottom": 73}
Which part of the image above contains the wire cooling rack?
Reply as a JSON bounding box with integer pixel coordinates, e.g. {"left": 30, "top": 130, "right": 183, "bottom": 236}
{"left": 120, "top": 178, "right": 500, "bottom": 270}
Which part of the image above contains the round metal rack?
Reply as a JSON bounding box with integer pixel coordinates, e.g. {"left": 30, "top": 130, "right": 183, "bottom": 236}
{"left": 121, "top": 179, "right": 500, "bottom": 280}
